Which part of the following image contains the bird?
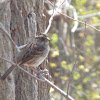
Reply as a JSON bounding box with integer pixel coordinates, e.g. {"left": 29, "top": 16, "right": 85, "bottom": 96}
{"left": 1, "top": 34, "right": 50, "bottom": 80}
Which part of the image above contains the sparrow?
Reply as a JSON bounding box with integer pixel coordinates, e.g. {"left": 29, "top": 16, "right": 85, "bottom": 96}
{"left": 1, "top": 34, "right": 50, "bottom": 80}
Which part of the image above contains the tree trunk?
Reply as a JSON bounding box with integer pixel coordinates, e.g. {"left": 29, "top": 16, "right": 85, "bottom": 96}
{"left": 0, "top": 0, "right": 50, "bottom": 100}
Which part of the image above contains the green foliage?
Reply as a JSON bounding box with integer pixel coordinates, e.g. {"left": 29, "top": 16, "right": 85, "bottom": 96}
{"left": 74, "top": 0, "right": 86, "bottom": 9}
{"left": 76, "top": 85, "right": 82, "bottom": 90}
{"left": 50, "top": 33, "right": 58, "bottom": 50}
{"left": 61, "top": 61, "right": 67, "bottom": 69}
{"left": 73, "top": 71, "right": 81, "bottom": 80}
{"left": 91, "top": 72, "right": 96, "bottom": 77}
{"left": 83, "top": 77, "right": 91, "bottom": 83}
{"left": 86, "top": 48, "right": 92, "bottom": 53}
{"left": 75, "top": 0, "right": 86, "bottom": 5}
{"left": 97, "top": 70, "right": 100, "bottom": 74}
{"left": 92, "top": 55, "right": 98, "bottom": 62}
{"left": 91, "top": 17, "right": 99, "bottom": 23}
{"left": 50, "top": 33, "right": 58, "bottom": 43}
{"left": 60, "top": 76, "right": 68, "bottom": 81}
{"left": 49, "top": 62, "right": 57, "bottom": 68}
{"left": 85, "top": 35, "right": 94, "bottom": 46}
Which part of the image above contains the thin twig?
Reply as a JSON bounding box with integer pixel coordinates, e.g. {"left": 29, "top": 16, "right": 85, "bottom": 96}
{"left": 84, "top": 21, "right": 87, "bottom": 40}
{"left": 44, "top": 0, "right": 56, "bottom": 35}
{"left": 67, "top": 59, "right": 77, "bottom": 95}
{"left": 18, "top": 44, "right": 27, "bottom": 49}
{"left": 76, "top": 23, "right": 100, "bottom": 31}
{"left": 0, "top": 56, "right": 74, "bottom": 100}
{"left": 58, "top": 0, "right": 67, "bottom": 8}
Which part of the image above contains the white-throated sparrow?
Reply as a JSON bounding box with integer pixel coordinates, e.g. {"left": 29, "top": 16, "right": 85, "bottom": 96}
{"left": 1, "top": 34, "right": 50, "bottom": 80}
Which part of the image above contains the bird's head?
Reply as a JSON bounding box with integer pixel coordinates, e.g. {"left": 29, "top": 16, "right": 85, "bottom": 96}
{"left": 35, "top": 34, "right": 50, "bottom": 45}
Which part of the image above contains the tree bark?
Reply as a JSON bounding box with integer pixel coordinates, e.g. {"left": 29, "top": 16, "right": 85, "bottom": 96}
{"left": 0, "top": 0, "right": 50, "bottom": 100}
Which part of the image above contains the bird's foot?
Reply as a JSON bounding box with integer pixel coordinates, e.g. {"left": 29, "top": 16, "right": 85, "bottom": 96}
{"left": 32, "top": 67, "right": 42, "bottom": 78}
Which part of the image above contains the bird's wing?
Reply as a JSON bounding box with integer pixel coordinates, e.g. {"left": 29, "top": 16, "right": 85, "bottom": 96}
{"left": 19, "top": 42, "right": 45, "bottom": 65}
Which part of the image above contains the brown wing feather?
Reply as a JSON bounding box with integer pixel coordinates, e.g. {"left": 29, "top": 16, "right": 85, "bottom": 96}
{"left": 19, "top": 42, "right": 45, "bottom": 65}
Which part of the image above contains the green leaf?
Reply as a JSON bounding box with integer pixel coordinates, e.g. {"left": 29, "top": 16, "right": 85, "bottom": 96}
{"left": 93, "top": 55, "right": 98, "bottom": 62}
{"left": 83, "top": 77, "right": 91, "bottom": 83}
{"left": 76, "top": 85, "right": 82, "bottom": 89}
{"left": 73, "top": 72, "right": 81, "bottom": 80}
{"left": 85, "top": 35, "right": 94, "bottom": 46}
{"left": 60, "top": 76, "right": 68, "bottom": 80}
{"left": 49, "top": 63, "right": 57, "bottom": 68}
{"left": 86, "top": 48, "right": 91, "bottom": 53}
{"left": 61, "top": 61, "right": 67, "bottom": 69}
{"left": 50, "top": 33, "right": 58, "bottom": 44}
{"left": 91, "top": 73, "right": 96, "bottom": 77}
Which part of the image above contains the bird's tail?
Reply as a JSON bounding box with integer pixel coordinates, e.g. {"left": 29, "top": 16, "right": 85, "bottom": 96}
{"left": 1, "top": 66, "right": 15, "bottom": 80}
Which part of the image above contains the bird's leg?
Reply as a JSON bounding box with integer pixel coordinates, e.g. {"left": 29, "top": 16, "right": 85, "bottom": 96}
{"left": 32, "top": 67, "right": 38, "bottom": 73}
{"left": 32, "top": 67, "right": 41, "bottom": 78}
{"left": 32, "top": 67, "right": 51, "bottom": 80}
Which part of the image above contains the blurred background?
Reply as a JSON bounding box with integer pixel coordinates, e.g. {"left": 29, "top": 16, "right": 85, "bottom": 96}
{"left": 44, "top": 0, "right": 100, "bottom": 100}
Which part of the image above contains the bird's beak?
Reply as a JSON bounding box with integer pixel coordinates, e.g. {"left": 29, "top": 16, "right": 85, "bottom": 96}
{"left": 47, "top": 37, "right": 50, "bottom": 41}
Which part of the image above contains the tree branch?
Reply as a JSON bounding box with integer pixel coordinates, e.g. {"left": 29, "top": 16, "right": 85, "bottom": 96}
{"left": 67, "top": 60, "right": 77, "bottom": 95}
